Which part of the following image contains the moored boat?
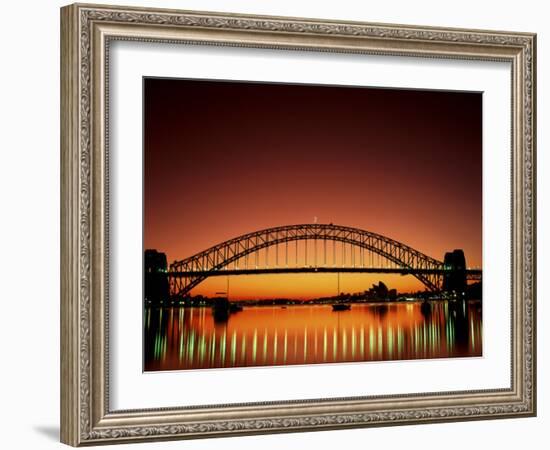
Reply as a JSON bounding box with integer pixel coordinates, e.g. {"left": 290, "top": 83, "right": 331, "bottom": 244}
{"left": 332, "top": 303, "right": 351, "bottom": 311}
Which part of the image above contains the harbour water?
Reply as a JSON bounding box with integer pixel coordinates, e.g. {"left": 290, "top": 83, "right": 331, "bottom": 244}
{"left": 144, "top": 300, "right": 482, "bottom": 371}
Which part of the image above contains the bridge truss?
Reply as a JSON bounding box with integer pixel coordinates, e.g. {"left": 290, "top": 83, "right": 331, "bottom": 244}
{"left": 169, "top": 224, "right": 472, "bottom": 297}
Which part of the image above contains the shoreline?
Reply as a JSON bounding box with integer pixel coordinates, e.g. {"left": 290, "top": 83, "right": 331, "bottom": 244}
{"left": 145, "top": 298, "right": 482, "bottom": 308}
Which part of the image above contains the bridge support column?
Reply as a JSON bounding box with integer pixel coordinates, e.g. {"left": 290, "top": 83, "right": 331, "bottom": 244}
{"left": 144, "top": 249, "right": 170, "bottom": 304}
{"left": 442, "top": 249, "right": 467, "bottom": 298}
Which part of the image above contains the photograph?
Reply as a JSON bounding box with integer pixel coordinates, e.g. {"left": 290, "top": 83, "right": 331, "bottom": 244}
{"left": 143, "top": 78, "right": 483, "bottom": 372}
{"left": 55, "top": 2, "right": 537, "bottom": 446}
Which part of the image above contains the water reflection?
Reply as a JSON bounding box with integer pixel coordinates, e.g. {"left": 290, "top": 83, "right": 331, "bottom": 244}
{"left": 144, "top": 301, "right": 482, "bottom": 371}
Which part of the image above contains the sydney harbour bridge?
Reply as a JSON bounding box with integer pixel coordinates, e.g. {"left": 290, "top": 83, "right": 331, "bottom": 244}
{"left": 163, "top": 224, "right": 482, "bottom": 299}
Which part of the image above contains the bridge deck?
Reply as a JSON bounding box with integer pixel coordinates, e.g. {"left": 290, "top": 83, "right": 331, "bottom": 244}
{"left": 170, "top": 267, "right": 482, "bottom": 277}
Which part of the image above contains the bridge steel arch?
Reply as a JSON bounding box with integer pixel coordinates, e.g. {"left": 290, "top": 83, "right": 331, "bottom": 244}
{"left": 169, "top": 224, "right": 446, "bottom": 297}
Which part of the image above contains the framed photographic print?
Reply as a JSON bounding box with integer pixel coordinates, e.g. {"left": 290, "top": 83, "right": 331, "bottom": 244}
{"left": 60, "top": 3, "right": 536, "bottom": 446}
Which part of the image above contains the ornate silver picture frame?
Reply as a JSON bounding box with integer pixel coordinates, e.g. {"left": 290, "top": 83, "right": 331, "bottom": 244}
{"left": 60, "top": 3, "right": 536, "bottom": 446}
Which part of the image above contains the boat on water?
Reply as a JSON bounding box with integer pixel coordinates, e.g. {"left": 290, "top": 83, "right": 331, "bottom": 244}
{"left": 332, "top": 303, "right": 351, "bottom": 311}
{"left": 229, "top": 303, "right": 243, "bottom": 313}
{"left": 212, "top": 298, "right": 242, "bottom": 322}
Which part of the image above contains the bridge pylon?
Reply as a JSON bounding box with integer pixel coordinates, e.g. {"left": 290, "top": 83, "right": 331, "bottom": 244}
{"left": 442, "top": 249, "right": 467, "bottom": 298}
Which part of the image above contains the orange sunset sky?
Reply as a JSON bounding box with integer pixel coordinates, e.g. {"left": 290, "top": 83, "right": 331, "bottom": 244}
{"left": 144, "top": 78, "right": 482, "bottom": 299}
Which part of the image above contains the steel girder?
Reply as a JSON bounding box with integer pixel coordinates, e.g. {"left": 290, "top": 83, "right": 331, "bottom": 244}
{"left": 169, "top": 224, "right": 446, "bottom": 297}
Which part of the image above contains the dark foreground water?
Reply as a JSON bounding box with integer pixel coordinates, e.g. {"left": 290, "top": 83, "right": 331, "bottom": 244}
{"left": 144, "top": 300, "right": 482, "bottom": 371}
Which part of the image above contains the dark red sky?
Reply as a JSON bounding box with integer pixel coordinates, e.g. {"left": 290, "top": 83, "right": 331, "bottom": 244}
{"left": 144, "top": 78, "right": 482, "bottom": 297}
